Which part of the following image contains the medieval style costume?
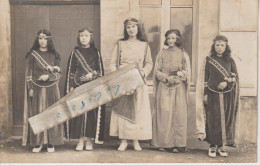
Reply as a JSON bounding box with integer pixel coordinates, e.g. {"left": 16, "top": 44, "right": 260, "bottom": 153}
{"left": 65, "top": 46, "right": 105, "bottom": 143}
{"left": 196, "top": 55, "right": 240, "bottom": 147}
{"left": 109, "top": 40, "right": 153, "bottom": 140}
{"left": 23, "top": 49, "right": 64, "bottom": 147}
{"left": 152, "top": 47, "right": 191, "bottom": 149}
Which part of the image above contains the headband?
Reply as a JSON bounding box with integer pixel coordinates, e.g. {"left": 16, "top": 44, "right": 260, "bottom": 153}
{"left": 38, "top": 33, "right": 51, "bottom": 38}
{"left": 214, "top": 40, "right": 228, "bottom": 44}
{"left": 124, "top": 18, "right": 139, "bottom": 26}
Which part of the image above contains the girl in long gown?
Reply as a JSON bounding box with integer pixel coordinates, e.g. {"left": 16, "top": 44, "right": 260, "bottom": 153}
{"left": 196, "top": 35, "right": 240, "bottom": 158}
{"left": 109, "top": 18, "right": 153, "bottom": 151}
{"left": 152, "top": 29, "right": 191, "bottom": 153}
{"left": 65, "top": 27, "right": 106, "bottom": 151}
{"left": 23, "top": 29, "right": 64, "bottom": 152}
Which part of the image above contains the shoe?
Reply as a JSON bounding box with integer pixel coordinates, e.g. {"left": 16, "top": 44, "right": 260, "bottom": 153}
{"left": 172, "top": 147, "right": 179, "bottom": 153}
{"left": 32, "top": 145, "right": 43, "bottom": 153}
{"left": 208, "top": 147, "right": 217, "bottom": 158}
{"left": 179, "top": 147, "right": 186, "bottom": 152}
{"left": 76, "top": 138, "right": 84, "bottom": 151}
{"left": 159, "top": 148, "right": 166, "bottom": 151}
{"left": 47, "top": 144, "right": 55, "bottom": 153}
{"left": 85, "top": 141, "right": 93, "bottom": 151}
{"left": 218, "top": 147, "right": 228, "bottom": 157}
{"left": 118, "top": 141, "right": 128, "bottom": 151}
{"left": 133, "top": 140, "right": 142, "bottom": 151}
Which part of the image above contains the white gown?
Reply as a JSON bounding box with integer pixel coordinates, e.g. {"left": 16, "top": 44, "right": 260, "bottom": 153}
{"left": 109, "top": 40, "right": 153, "bottom": 140}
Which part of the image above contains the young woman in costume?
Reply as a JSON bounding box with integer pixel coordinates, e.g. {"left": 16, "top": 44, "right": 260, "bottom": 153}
{"left": 65, "top": 27, "right": 106, "bottom": 151}
{"left": 109, "top": 18, "right": 153, "bottom": 151}
{"left": 152, "top": 29, "right": 191, "bottom": 153}
{"left": 196, "top": 35, "right": 240, "bottom": 157}
{"left": 23, "top": 29, "right": 64, "bottom": 152}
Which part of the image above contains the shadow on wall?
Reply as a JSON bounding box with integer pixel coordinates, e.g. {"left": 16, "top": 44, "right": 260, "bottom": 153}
{"left": 182, "top": 24, "right": 193, "bottom": 62}
{"left": 141, "top": 24, "right": 161, "bottom": 80}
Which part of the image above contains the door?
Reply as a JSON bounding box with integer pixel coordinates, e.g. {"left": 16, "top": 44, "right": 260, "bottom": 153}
{"left": 11, "top": 2, "right": 100, "bottom": 136}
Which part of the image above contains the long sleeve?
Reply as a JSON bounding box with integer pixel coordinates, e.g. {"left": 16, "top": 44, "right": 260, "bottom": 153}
{"left": 229, "top": 57, "right": 239, "bottom": 88}
{"left": 66, "top": 51, "right": 78, "bottom": 89}
{"left": 231, "top": 58, "right": 238, "bottom": 79}
{"left": 155, "top": 52, "right": 168, "bottom": 83}
{"left": 48, "top": 72, "right": 61, "bottom": 81}
{"left": 110, "top": 43, "right": 118, "bottom": 72}
{"left": 96, "top": 50, "right": 105, "bottom": 76}
{"left": 48, "top": 53, "right": 62, "bottom": 82}
{"left": 204, "top": 59, "right": 210, "bottom": 95}
{"left": 54, "top": 52, "right": 61, "bottom": 66}
{"left": 94, "top": 50, "right": 102, "bottom": 77}
{"left": 25, "top": 54, "right": 34, "bottom": 90}
{"left": 182, "top": 52, "right": 191, "bottom": 81}
{"left": 141, "top": 44, "right": 153, "bottom": 78}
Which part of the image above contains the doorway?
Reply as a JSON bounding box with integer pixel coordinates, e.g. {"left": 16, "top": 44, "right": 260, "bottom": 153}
{"left": 11, "top": 0, "right": 100, "bottom": 136}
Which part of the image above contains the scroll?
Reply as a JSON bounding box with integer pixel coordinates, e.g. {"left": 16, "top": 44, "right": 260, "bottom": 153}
{"left": 28, "top": 63, "right": 145, "bottom": 135}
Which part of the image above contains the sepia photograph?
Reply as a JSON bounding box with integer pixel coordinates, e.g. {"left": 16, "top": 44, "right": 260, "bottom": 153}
{"left": 0, "top": 0, "right": 258, "bottom": 163}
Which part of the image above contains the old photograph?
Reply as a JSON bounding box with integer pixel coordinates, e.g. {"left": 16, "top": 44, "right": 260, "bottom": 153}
{"left": 0, "top": 0, "right": 258, "bottom": 163}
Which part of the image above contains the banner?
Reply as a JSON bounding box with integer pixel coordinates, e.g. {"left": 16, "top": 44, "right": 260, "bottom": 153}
{"left": 28, "top": 63, "right": 145, "bottom": 135}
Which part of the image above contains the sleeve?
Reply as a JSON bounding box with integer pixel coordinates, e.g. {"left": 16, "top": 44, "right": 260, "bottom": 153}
{"left": 48, "top": 53, "right": 62, "bottom": 81}
{"left": 54, "top": 52, "right": 61, "bottom": 66}
{"left": 229, "top": 57, "right": 239, "bottom": 88}
{"left": 66, "top": 51, "right": 78, "bottom": 88}
{"left": 25, "top": 54, "right": 34, "bottom": 90}
{"left": 110, "top": 43, "right": 118, "bottom": 72}
{"left": 94, "top": 50, "right": 101, "bottom": 76}
{"left": 182, "top": 51, "right": 191, "bottom": 82}
{"left": 155, "top": 51, "right": 168, "bottom": 82}
{"left": 141, "top": 44, "right": 153, "bottom": 78}
{"left": 204, "top": 58, "right": 210, "bottom": 95}
{"left": 96, "top": 50, "right": 105, "bottom": 76}
{"left": 48, "top": 72, "right": 61, "bottom": 81}
{"left": 231, "top": 58, "right": 238, "bottom": 78}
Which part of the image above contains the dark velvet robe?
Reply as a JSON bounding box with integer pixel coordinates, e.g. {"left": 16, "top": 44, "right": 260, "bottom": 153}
{"left": 23, "top": 49, "right": 64, "bottom": 146}
{"left": 204, "top": 55, "right": 239, "bottom": 146}
{"left": 65, "top": 46, "right": 105, "bottom": 143}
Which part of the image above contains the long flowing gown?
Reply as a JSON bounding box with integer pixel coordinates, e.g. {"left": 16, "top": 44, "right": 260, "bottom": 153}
{"left": 196, "top": 55, "right": 239, "bottom": 146}
{"left": 152, "top": 47, "right": 191, "bottom": 148}
{"left": 22, "top": 49, "right": 64, "bottom": 146}
{"left": 109, "top": 40, "right": 153, "bottom": 140}
{"left": 65, "top": 46, "right": 105, "bottom": 143}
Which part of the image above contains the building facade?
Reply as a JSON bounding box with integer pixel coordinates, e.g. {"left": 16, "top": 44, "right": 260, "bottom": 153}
{"left": 0, "top": 0, "right": 258, "bottom": 143}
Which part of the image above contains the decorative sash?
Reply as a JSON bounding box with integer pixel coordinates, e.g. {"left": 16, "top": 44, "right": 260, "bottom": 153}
{"left": 207, "top": 56, "right": 235, "bottom": 93}
{"left": 29, "top": 50, "right": 58, "bottom": 87}
{"left": 31, "top": 50, "right": 51, "bottom": 71}
{"left": 208, "top": 56, "right": 229, "bottom": 78}
{"left": 74, "top": 49, "right": 96, "bottom": 75}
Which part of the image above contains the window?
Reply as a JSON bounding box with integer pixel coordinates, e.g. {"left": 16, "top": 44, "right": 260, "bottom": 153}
{"left": 139, "top": 0, "right": 198, "bottom": 85}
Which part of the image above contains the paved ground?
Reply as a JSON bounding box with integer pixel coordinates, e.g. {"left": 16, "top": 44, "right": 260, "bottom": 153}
{"left": 0, "top": 138, "right": 257, "bottom": 163}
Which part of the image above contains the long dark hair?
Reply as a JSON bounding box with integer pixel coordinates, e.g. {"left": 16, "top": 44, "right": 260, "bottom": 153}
{"left": 164, "top": 29, "right": 182, "bottom": 48}
{"left": 77, "top": 27, "right": 95, "bottom": 48}
{"left": 210, "top": 35, "right": 231, "bottom": 61}
{"left": 120, "top": 18, "right": 145, "bottom": 41}
{"left": 26, "top": 29, "right": 60, "bottom": 59}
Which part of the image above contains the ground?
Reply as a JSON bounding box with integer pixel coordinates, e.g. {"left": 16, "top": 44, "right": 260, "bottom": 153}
{"left": 0, "top": 138, "right": 257, "bottom": 163}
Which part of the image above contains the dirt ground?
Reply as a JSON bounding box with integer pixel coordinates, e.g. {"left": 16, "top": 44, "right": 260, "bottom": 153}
{"left": 0, "top": 138, "right": 257, "bottom": 163}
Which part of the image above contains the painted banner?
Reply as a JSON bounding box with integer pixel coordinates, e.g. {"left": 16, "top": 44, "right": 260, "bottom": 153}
{"left": 28, "top": 63, "right": 145, "bottom": 135}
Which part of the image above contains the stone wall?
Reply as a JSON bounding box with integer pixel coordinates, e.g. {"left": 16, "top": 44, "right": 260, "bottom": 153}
{"left": 0, "top": 0, "right": 12, "bottom": 140}
{"left": 100, "top": 0, "right": 140, "bottom": 73}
